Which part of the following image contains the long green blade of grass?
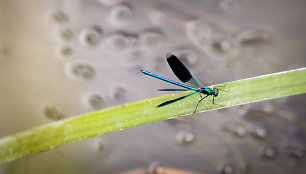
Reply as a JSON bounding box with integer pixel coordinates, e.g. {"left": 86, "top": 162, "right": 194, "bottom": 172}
{"left": 0, "top": 68, "right": 306, "bottom": 163}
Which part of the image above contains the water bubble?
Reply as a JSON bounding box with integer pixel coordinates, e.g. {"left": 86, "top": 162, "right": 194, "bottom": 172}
{"left": 217, "top": 164, "right": 235, "bottom": 174}
{"left": 243, "top": 110, "right": 270, "bottom": 120}
{"left": 50, "top": 10, "right": 69, "bottom": 23}
{"left": 221, "top": 122, "right": 232, "bottom": 133}
{"left": 238, "top": 162, "right": 249, "bottom": 173}
{"left": 93, "top": 138, "right": 105, "bottom": 152}
{"left": 104, "top": 32, "right": 131, "bottom": 50}
{"left": 219, "top": 0, "right": 240, "bottom": 11}
{"left": 285, "top": 140, "right": 305, "bottom": 159}
{"left": 151, "top": 56, "right": 164, "bottom": 71}
{"left": 235, "top": 104, "right": 252, "bottom": 116}
{"left": 185, "top": 19, "right": 212, "bottom": 48}
{"left": 211, "top": 34, "right": 233, "bottom": 53}
{"left": 242, "top": 103, "right": 274, "bottom": 116}
{"left": 261, "top": 147, "right": 276, "bottom": 160}
{"left": 57, "top": 45, "right": 73, "bottom": 58}
{"left": 58, "top": 27, "right": 75, "bottom": 41}
{"left": 147, "top": 162, "right": 164, "bottom": 174}
{"left": 83, "top": 92, "right": 104, "bottom": 109}
{"left": 0, "top": 45, "right": 10, "bottom": 59}
{"left": 109, "top": 4, "right": 133, "bottom": 26}
{"left": 127, "top": 49, "right": 143, "bottom": 61}
{"left": 287, "top": 125, "right": 303, "bottom": 136}
{"left": 140, "top": 31, "right": 164, "bottom": 49}
{"left": 234, "top": 125, "right": 247, "bottom": 137}
{"left": 98, "top": 0, "right": 128, "bottom": 6}
{"left": 253, "top": 127, "right": 267, "bottom": 139}
{"left": 79, "top": 26, "right": 103, "bottom": 47}
{"left": 126, "top": 63, "right": 144, "bottom": 74}
{"left": 234, "top": 29, "right": 272, "bottom": 46}
{"left": 175, "top": 49, "right": 198, "bottom": 66}
{"left": 149, "top": 10, "right": 165, "bottom": 25}
{"left": 66, "top": 62, "right": 95, "bottom": 80}
{"left": 0, "top": 165, "right": 6, "bottom": 174}
{"left": 112, "top": 86, "right": 126, "bottom": 100}
{"left": 221, "top": 122, "right": 247, "bottom": 138}
{"left": 176, "top": 130, "right": 195, "bottom": 145}
{"left": 43, "top": 104, "right": 65, "bottom": 120}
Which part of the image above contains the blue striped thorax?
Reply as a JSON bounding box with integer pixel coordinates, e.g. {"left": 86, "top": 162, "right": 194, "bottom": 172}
{"left": 201, "top": 87, "right": 219, "bottom": 97}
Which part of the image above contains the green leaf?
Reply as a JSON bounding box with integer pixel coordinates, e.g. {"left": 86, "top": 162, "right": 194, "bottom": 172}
{"left": 0, "top": 68, "right": 306, "bottom": 163}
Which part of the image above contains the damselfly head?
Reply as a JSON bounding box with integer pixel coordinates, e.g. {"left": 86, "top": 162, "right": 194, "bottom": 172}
{"left": 213, "top": 88, "right": 219, "bottom": 96}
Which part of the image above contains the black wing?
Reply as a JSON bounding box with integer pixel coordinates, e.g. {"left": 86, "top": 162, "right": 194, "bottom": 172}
{"left": 166, "top": 53, "right": 203, "bottom": 88}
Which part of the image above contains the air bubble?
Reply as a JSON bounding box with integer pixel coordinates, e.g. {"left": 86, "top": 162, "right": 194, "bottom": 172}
{"left": 185, "top": 20, "right": 212, "bottom": 48}
{"left": 176, "top": 130, "right": 195, "bottom": 145}
{"left": 66, "top": 62, "right": 95, "bottom": 80}
{"left": 140, "top": 31, "right": 164, "bottom": 49}
{"left": 79, "top": 26, "right": 103, "bottom": 47}
{"left": 83, "top": 92, "right": 104, "bottom": 109}
{"left": 43, "top": 105, "right": 65, "bottom": 120}
{"left": 50, "top": 10, "right": 69, "bottom": 23}
{"left": 104, "top": 32, "right": 131, "bottom": 50}
{"left": 109, "top": 4, "right": 133, "bottom": 26}
{"left": 112, "top": 86, "right": 126, "bottom": 100}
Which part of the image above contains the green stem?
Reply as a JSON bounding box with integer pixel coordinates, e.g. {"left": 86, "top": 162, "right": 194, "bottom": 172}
{"left": 1, "top": 68, "right": 306, "bottom": 163}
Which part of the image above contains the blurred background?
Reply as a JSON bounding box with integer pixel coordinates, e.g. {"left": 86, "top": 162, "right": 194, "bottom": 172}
{"left": 0, "top": 0, "right": 306, "bottom": 173}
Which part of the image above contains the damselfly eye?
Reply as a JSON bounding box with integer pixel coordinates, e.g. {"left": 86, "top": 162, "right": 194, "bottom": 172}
{"left": 214, "top": 88, "right": 219, "bottom": 96}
